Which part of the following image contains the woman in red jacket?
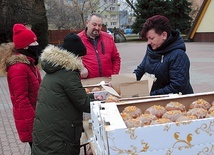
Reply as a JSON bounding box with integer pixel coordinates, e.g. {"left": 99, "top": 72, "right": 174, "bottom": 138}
{"left": 0, "top": 24, "right": 41, "bottom": 148}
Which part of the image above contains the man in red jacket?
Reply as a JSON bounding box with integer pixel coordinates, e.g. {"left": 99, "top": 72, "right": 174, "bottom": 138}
{"left": 78, "top": 13, "right": 121, "bottom": 78}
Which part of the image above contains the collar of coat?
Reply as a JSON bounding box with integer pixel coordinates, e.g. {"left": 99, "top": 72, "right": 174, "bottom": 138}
{"left": 3, "top": 43, "right": 31, "bottom": 67}
{"left": 41, "top": 45, "right": 83, "bottom": 71}
{"left": 6, "top": 54, "right": 31, "bottom": 67}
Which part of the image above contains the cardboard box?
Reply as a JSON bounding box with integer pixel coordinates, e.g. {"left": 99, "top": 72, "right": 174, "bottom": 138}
{"left": 111, "top": 74, "right": 153, "bottom": 98}
{"left": 81, "top": 77, "right": 113, "bottom": 96}
{"left": 81, "top": 77, "right": 111, "bottom": 92}
{"left": 90, "top": 91, "right": 214, "bottom": 155}
{"left": 81, "top": 77, "right": 111, "bottom": 86}
{"left": 82, "top": 74, "right": 153, "bottom": 98}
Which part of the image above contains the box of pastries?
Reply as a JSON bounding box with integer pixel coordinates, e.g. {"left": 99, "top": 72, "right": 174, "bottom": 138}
{"left": 90, "top": 91, "right": 214, "bottom": 155}
{"left": 81, "top": 74, "right": 154, "bottom": 99}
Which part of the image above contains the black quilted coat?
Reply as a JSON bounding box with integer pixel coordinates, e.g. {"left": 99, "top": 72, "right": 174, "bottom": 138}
{"left": 134, "top": 30, "right": 193, "bottom": 95}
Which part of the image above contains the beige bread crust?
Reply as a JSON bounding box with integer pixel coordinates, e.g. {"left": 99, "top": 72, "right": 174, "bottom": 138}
{"left": 106, "top": 95, "right": 119, "bottom": 103}
{"left": 187, "top": 108, "right": 208, "bottom": 119}
{"left": 176, "top": 115, "right": 197, "bottom": 122}
{"left": 125, "top": 118, "right": 141, "bottom": 128}
{"left": 162, "top": 110, "right": 183, "bottom": 122}
{"left": 189, "top": 99, "right": 211, "bottom": 110}
{"left": 136, "top": 113, "right": 157, "bottom": 126}
{"left": 165, "top": 101, "right": 186, "bottom": 112}
{"left": 206, "top": 111, "right": 214, "bottom": 118}
{"left": 145, "top": 105, "right": 166, "bottom": 118}
{"left": 122, "top": 106, "right": 142, "bottom": 118}
{"left": 91, "top": 87, "right": 101, "bottom": 92}
{"left": 150, "top": 118, "right": 172, "bottom": 125}
{"left": 208, "top": 106, "right": 214, "bottom": 113}
{"left": 120, "top": 112, "right": 132, "bottom": 121}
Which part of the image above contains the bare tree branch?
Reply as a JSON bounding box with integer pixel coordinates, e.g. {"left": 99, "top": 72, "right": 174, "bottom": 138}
{"left": 124, "top": 0, "right": 138, "bottom": 15}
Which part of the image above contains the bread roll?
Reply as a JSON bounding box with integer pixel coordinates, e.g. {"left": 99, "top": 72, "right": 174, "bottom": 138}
{"left": 125, "top": 118, "right": 141, "bottom": 128}
{"left": 145, "top": 105, "right": 166, "bottom": 118}
{"left": 105, "top": 95, "right": 119, "bottom": 103}
{"left": 120, "top": 112, "right": 132, "bottom": 121}
{"left": 187, "top": 108, "right": 208, "bottom": 119}
{"left": 136, "top": 113, "right": 157, "bottom": 126}
{"left": 162, "top": 110, "right": 183, "bottom": 122}
{"left": 91, "top": 87, "right": 101, "bottom": 92}
{"left": 165, "top": 101, "right": 186, "bottom": 112}
{"left": 189, "top": 99, "right": 211, "bottom": 110}
{"left": 122, "top": 106, "right": 142, "bottom": 118}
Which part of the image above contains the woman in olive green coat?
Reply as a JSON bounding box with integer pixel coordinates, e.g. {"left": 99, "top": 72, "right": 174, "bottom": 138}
{"left": 32, "top": 33, "right": 95, "bottom": 155}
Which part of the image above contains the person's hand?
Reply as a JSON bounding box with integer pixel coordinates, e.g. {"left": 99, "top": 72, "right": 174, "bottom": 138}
{"left": 81, "top": 66, "right": 88, "bottom": 79}
{"left": 94, "top": 94, "right": 105, "bottom": 101}
{"left": 93, "top": 91, "right": 108, "bottom": 101}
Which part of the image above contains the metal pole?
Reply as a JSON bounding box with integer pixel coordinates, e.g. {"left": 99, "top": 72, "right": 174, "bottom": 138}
{"left": 117, "top": 1, "right": 120, "bottom": 30}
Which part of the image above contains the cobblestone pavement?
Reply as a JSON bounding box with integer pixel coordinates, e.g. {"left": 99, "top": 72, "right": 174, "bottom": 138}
{"left": 0, "top": 42, "right": 214, "bottom": 155}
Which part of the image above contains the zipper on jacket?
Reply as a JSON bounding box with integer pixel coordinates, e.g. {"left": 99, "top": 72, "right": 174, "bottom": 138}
{"left": 161, "top": 55, "right": 164, "bottom": 63}
{"left": 93, "top": 40, "right": 102, "bottom": 77}
{"left": 101, "top": 41, "right": 105, "bottom": 54}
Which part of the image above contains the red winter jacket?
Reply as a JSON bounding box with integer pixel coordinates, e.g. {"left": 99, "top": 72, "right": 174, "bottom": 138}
{"left": 6, "top": 53, "right": 41, "bottom": 142}
{"left": 78, "top": 30, "right": 121, "bottom": 78}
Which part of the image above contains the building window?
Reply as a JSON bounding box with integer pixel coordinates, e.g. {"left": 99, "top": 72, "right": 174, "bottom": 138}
{"left": 111, "top": 22, "right": 116, "bottom": 25}
{"left": 110, "top": 7, "right": 115, "bottom": 11}
{"left": 110, "top": 14, "right": 116, "bottom": 19}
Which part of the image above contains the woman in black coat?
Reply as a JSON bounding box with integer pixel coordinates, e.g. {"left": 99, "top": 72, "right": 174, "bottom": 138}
{"left": 32, "top": 33, "right": 100, "bottom": 155}
{"left": 134, "top": 15, "right": 193, "bottom": 95}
